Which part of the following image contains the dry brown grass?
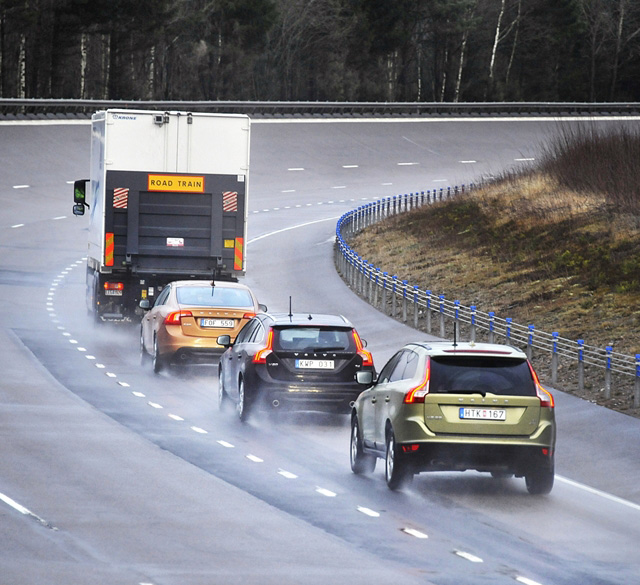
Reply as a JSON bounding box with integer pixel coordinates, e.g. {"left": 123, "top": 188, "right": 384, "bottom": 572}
{"left": 348, "top": 171, "right": 640, "bottom": 417}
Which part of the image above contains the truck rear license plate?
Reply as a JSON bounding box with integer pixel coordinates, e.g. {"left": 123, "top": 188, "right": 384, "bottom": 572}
{"left": 295, "top": 359, "right": 334, "bottom": 369}
{"left": 200, "top": 318, "right": 234, "bottom": 328}
{"left": 104, "top": 290, "right": 122, "bottom": 296}
{"left": 459, "top": 408, "right": 506, "bottom": 421}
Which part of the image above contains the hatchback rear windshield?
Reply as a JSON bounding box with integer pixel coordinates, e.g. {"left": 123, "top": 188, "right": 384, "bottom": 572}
{"left": 176, "top": 286, "right": 254, "bottom": 308}
{"left": 274, "top": 327, "right": 354, "bottom": 352}
{"left": 429, "top": 356, "right": 535, "bottom": 397}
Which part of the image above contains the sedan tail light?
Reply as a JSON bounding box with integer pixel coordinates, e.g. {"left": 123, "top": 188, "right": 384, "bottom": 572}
{"left": 352, "top": 330, "right": 373, "bottom": 367}
{"left": 253, "top": 328, "right": 274, "bottom": 364}
{"left": 404, "top": 358, "right": 430, "bottom": 404}
{"left": 164, "top": 310, "right": 193, "bottom": 325}
{"left": 528, "top": 362, "right": 554, "bottom": 408}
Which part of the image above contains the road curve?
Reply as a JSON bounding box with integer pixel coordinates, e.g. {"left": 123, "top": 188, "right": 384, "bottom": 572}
{"left": 1, "top": 117, "right": 639, "bottom": 585}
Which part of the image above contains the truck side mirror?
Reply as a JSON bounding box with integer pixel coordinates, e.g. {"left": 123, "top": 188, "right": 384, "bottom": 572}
{"left": 73, "top": 179, "right": 90, "bottom": 216}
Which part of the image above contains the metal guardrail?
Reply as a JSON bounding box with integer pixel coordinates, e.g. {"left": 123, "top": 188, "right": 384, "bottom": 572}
{"left": 2, "top": 99, "right": 640, "bottom": 118}
{"left": 335, "top": 189, "right": 640, "bottom": 407}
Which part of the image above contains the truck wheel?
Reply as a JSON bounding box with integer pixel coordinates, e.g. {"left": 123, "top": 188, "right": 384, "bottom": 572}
{"left": 350, "top": 415, "right": 376, "bottom": 475}
{"left": 385, "top": 428, "right": 413, "bottom": 490}
{"left": 152, "top": 336, "right": 164, "bottom": 374}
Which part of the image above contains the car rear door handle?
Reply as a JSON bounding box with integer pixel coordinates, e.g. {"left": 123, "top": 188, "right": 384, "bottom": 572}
{"left": 385, "top": 396, "right": 391, "bottom": 402}
{"left": 371, "top": 397, "right": 377, "bottom": 404}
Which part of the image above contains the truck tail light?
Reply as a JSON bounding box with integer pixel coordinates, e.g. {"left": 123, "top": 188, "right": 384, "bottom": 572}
{"left": 253, "top": 328, "right": 274, "bottom": 364}
{"left": 164, "top": 310, "right": 193, "bottom": 325}
{"left": 352, "top": 330, "right": 373, "bottom": 367}
{"left": 404, "top": 358, "right": 431, "bottom": 404}
{"left": 103, "top": 282, "right": 124, "bottom": 291}
{"left": 529, "top": 362, "right": 554, "bottom": 408}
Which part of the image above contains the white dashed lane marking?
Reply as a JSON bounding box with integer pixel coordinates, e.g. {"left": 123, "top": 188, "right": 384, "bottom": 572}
{"left": 455, "top": 550, "right": 483, "bottom": 563}
{"left": 357, "top": 506, "right": 380, "bottom": 518}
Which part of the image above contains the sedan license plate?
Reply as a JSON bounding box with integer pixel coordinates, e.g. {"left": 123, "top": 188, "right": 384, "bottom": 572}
{"left": 200, "top": 318, "right": 234, "bottom": 328}
{"left": 295, "top": 359, "right": 334, "bottom": 369}
{"left": 459, "top": 408, "right": 506, "bottom": 421}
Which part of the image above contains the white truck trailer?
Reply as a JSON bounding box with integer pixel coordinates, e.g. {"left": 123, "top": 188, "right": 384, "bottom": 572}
{"left": 73, "top": 109, "right": 250, "bottom": 321}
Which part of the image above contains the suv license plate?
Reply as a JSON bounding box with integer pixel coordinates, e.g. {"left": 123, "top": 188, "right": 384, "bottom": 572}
{"left": 200, "top": 318, "right": 234, "bottom": 328}
{"left": 459, "top": 408, "right": 506, "bottom": 421}
{"left": 295, "top": 359, "right": 334, "bottom": 369}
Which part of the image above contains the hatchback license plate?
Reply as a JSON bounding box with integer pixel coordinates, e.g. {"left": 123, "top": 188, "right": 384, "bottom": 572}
{"left": 200, "top": 318, "right": 234, "bottom": 328}
{"left": 295, "top": 359, "right": 334, "bottom": 369}
{"left": 459, "top": 408, "right": 506, "bottom": 421}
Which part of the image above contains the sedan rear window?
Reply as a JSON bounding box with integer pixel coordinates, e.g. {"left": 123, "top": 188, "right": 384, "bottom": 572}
{"left": 274, "top": 327, "right": 353, "bottom": 352}
{"left": 429, "top": 356, "right": 536, "bottom": 397}
{"left": 176, "top": 286, "right": 254, "bottom": 308}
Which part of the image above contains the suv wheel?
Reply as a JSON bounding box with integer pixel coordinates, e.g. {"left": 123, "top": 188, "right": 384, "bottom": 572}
{"left": 237, "top": 378, "right": 251, "bottom": 422}
{"left": 217, "top": 368, "right": 229, "bottom": 411}
{"left": 152, "top": 336, "right": 164, "bottom": 374}
{"left": 385, "top": 428, "right": 413, "bottom": 490}
{"left": 525, "top": 460, "right": 555, "bottom": 495}
{"left": 350, "top": 416, "right": 376, "bottom": 475}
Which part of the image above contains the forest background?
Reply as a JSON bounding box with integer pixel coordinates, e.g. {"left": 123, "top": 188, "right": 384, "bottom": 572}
{"left": 2, "top": 0, "right": 640, "bottom": 103}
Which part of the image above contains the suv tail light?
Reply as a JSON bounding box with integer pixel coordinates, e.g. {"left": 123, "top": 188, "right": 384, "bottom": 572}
{"left": 253, "top": 328, "right": 274, "bottom": 364}
{"left": 528, "top": 362, "right": 554, "bottom": 408}
{"left": 404, "top": 358, "right": 430, "bottom": 404}
{"left": 164, "top": 310, "right": 193, "bottom": 325}
{"left": 352, "top": 330, "right": 373, "bottom": 367}
{"left": 242, "top": 312, "right": 256, "bottom": 319}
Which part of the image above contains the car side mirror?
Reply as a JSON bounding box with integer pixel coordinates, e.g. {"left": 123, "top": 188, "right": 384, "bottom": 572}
{"left": 139, "top": 299, "right": 151, "bottom": 310}
{"left": 356, "top": 371, "right": 374, "bottom": 386}
{"left": 217, "top": 334, "right": 232, "bottom": 347}
{"left": 259, "top": 303, "right": 268, "bottom": 312}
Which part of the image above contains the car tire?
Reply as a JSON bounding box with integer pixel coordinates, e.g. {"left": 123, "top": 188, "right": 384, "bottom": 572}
{"left": 217, "top": 367, "right": 229, "bottom": 411}
{"left": 385, "top": 428, "right": 413, "bottom": 490}
{"left": 237, "top": 377, "right": 251, "bottom": 422}
{"left": 350, "top": 416, "right": 376, "bottom": 475}
{"left": 140, "top": 327, "right": 150, "bottom": 365}
{"left": 152, "top": 335, "right": 164, "bottom": 374}
{"left": 525, "top": 460, "right": 555, "bottom": 495}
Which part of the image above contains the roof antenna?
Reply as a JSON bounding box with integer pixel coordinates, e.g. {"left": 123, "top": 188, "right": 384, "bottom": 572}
{"left": 453, "top": 321, "right": 458, "bottom": 348}
{"left": 288, "top": 296, "right": 293, "bottom": 321}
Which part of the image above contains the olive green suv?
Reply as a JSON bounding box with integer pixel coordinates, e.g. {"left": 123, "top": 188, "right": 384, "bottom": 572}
{"left": 350, "top": 341, "right": 556, "bottom": 494}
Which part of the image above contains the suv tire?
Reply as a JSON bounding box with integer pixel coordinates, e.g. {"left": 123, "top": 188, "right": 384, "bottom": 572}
{"left": 350, "top": 416, "right": 376, "bottom": 475}
{"left": 385, "top": 428, "right": 413, "bottom": 490}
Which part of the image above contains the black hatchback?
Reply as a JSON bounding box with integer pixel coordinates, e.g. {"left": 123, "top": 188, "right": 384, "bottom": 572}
{"left": 217, "top": 313, "right": 375, "bottom": 420}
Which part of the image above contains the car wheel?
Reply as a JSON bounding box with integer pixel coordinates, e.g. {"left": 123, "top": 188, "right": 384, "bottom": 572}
{"left": 350, "top": 416, "right": 376, "bottom": 475}
{"left": 140, "top": 327, "right": 150, "bottom": 365}
{"left": 217, "top": 368, "right": 229, "bottom": 411}
{"left": 525, "top": 461, "right": 555, "bottom": 495}
{"left": 385, "top": 428, "right": 413, "bottom": 490}
{"left": 237, "top": 377, "right": 251, "bottom": 422}
{"left": 152, "top": 335, "right": 164, "bottom": 374}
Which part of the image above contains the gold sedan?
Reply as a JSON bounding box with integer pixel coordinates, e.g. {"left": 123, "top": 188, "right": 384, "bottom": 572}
{"left": 140, "top": 280, "right": 265, "bottom": 372}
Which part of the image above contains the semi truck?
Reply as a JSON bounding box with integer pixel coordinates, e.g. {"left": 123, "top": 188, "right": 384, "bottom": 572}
{"left": 73, "top": 109, "right": 250, "bottom": 322}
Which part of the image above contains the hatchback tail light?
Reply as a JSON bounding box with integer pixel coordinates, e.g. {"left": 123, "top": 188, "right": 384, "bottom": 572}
{"left": 352, "top": 330, "right": 373, "bottom": 367}
{"left": 253, "top": 328, "right": 274, "bottom": 364}
{"left": 528, "top": 362, "right": 554, "bottom": 408}
{"left": 164, "top": 310, "right": 193, "bottom": 325}
{"left": 404, "top": 358, "right": 430, "bottom": 404}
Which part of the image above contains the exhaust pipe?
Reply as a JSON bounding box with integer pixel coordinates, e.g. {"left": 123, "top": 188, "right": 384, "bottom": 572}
{"left": 272, "top": 399, "right": 280, "bottom": 408}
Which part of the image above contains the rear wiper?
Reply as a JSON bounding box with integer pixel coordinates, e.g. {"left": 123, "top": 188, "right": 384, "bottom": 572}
{"left": 449, "top": 389, "right": 489, "bottom": 397}
{"left": 307, "top": 346, "right": 346, "bottom": 352}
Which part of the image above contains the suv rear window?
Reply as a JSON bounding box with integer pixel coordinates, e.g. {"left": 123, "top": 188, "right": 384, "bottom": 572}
{"left": 429, "top": 356, "right": 535, "bottom": 396}
{"left": 176, "top": 286, "right": 253, "bottom": 308}
{"left": 274, "top": 327, "right": 354, "bottom": 352}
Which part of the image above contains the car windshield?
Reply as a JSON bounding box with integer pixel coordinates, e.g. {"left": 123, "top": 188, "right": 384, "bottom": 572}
{"left": 274, "top": 327, "right": 353, "bottom": 352}
{"left": 429, "top": 356, "right": 536, "bottom": 396}
{"left": 176, "top": 286, "right": 254, "bottom": 308}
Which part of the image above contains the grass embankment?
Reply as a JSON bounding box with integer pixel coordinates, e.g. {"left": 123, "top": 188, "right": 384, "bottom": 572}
{"left": 349, "top": 124, "right": 640, "bottom": 417}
